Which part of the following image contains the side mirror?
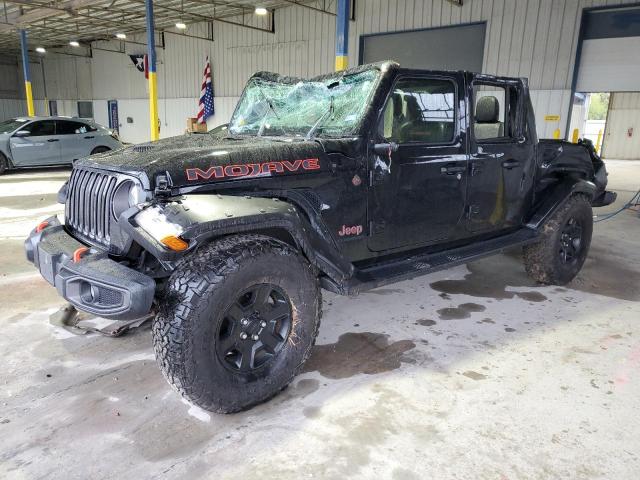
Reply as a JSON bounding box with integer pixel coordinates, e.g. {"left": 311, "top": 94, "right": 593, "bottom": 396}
{"left": 13, "top": 130, "right": 30, "bottom": 137}
{"left": 373, "top": 142, "right": 399, "bottom": 157}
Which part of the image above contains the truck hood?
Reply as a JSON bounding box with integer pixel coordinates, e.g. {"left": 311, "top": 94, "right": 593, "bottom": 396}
{"left": 77, "top": 133, "right": 328, "bottom": 190}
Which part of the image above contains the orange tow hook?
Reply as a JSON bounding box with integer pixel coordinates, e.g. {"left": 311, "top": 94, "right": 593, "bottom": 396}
{"left": 36, "top": 221, "right": 49, "bottom": 233}
{"left": 73, "top": 247, "right": 89, "bottom": 263}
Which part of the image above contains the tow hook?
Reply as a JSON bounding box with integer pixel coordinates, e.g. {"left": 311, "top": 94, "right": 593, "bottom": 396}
{"left": 36, "top": 221, "right": 49, "bottom": 233}
{"left": 73, "top": 247, "right": 89, "bottom": 263}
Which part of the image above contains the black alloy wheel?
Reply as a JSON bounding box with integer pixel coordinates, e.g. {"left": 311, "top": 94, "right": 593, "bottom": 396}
{"left": 558, "top": 217, "right": 583, "bottom": 264}
{"left": 216, "top": 284, "right": 292, "bottom": 373}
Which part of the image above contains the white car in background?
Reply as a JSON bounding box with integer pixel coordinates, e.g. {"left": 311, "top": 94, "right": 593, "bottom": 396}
{"left": 0, "top": 116, "right": 123, "bottom": 175}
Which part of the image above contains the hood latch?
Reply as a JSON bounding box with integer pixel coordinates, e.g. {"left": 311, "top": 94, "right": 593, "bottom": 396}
{"left": 154, "top": 172, "right": 173, "bottom": 198}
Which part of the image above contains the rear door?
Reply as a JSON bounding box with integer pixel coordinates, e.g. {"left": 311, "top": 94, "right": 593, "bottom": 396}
{"left": 56, "top": 120, "right": 96, "bottom": 163}
{"left": 368, "top": 73, "right": 468, "bottom": 252}
{"left": 466, "top": 76, "right": 535, "bottom": 232}
{"left": 9, "top": 120, "right": 61, "bottom": 166}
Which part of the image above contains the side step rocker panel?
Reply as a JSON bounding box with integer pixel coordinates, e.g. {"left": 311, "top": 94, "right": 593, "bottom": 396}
{"left": 321, "top": 228, "right": 539, "bottom": 296}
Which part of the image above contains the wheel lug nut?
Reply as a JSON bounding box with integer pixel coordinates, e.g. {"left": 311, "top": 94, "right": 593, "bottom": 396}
{"left": 252, "top": 334, "right": 259, "bottom": 341}
{"left": 260, "top": 321, "right": 267, "bottom": 327}
{"left": 240, "top": 332, "right": 248, "bottom": 340}
{"left": 241, "top": 319, "right": 248, "bottom": 326}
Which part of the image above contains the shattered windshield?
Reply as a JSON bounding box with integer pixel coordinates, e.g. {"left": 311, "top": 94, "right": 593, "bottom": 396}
{"left": 229, "top": 69, "right": 380, "bottom": 138}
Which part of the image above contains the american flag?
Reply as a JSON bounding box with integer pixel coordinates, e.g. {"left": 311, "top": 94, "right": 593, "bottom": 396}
{"left": 197, "top": 56, "right": 214, "bottom": 124}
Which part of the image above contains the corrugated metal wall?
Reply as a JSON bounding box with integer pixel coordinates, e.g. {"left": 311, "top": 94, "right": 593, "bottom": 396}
{"left": 602, "top": 92, "right": 640, "bottom": 160}
{"left": 2, "top": 0, "right": 639, "bottom": 142}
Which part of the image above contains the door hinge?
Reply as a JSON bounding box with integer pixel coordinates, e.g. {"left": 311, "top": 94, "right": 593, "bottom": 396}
{"left": 466, "top": 205, "right": 480, "bottom": 219}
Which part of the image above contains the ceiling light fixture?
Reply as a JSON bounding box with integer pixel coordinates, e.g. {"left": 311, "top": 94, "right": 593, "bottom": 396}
{"left": 116, "top": 32, "right": 126, "bottom": 39}
{"left": 69, "top": 40, "right": 80, "bottom": 47}
{"left": 35, "top": 47, "right": 46, "bottom": 53}
{"left": 175, "top": 22, "right": 187, "bottom": 29}
{"left": 255, "top": 7, "right": 268, "bottom": 15}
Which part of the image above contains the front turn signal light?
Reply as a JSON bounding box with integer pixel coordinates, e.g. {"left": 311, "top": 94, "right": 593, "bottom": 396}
{"left": 161, "top": 235, "right": 189, "bottom": 252}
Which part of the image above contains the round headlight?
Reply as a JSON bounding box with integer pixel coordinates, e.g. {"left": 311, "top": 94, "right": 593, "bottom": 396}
{"left": 112, "top": 180, "right": 145, "bottom": 220}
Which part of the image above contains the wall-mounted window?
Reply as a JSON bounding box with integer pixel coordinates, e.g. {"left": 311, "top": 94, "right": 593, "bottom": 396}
{"left": 77, "top": 101, "right": 93, "bottom": 119}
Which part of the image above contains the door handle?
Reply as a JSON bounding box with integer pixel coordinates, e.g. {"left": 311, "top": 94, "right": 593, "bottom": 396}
{"left": 502, "top": 159, "right": 519, "bottom": 169}
{"left": 440, "top": 165, "right": 466, "bottom": 175}
{"left": 47, "top": 138, "right": 60, "bottom": 142}
{"left": 84, "top": 135, "right": 95, "bottom": 139}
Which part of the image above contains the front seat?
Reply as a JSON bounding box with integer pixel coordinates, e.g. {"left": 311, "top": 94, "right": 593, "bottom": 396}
{"left": 474, "top": 96, "right": 504, "bottom": 140}
{"left": 397, "top": 95, "right": 423, "bottom": 143}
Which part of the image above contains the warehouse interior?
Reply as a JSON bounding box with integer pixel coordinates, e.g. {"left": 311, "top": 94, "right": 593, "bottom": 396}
{"left": 1, "top": 1, "right": 639, "bottom": 478}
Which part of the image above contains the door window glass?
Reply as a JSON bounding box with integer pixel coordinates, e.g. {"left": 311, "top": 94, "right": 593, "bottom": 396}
{"left": 473, "top": 84, "right": 520, "bottom": 141}
{"left": 56, "top": 120, "right": 90, "bottom": 135}
{"left": 20, "top": 120, "right": 55, "bottom": 136}
{"left": 380, "top": 78, "right": 456, "bottom": 144}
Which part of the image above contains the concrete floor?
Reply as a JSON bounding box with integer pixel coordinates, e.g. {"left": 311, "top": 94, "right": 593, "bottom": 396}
{"left": 1, "top": 161, "right": 639, "bottom": 480}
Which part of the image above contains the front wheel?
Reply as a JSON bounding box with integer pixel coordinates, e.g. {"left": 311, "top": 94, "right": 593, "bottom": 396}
{"left": 152, "top": 235, "right": 321, "bottom": 413}
{"left": 523, "top": 194, "right": 593, "bottom": 285}
{"left": 0, "top": 153, "right": 8, "bottom": 175}
{"left": 90, "top": 146, "right": 110, "bottom": 155}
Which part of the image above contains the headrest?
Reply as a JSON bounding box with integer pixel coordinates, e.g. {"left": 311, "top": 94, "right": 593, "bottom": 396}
{"left": 404, "top": 94, "right": 421, "bottom": 118}
{"left": 476, "top": 96, "right": 500, "bottom": 123}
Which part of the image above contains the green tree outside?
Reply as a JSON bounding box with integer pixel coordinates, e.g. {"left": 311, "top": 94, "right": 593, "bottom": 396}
{"left": 588, "top": 92, "right": 610, "bottom": 120}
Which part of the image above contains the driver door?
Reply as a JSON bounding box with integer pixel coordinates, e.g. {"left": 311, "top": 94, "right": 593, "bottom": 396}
{"left": 10, "top": 120, "right": 61, "bottom": 166}
{"left": 368, "top": 73, "right": 468, "bottom": 252}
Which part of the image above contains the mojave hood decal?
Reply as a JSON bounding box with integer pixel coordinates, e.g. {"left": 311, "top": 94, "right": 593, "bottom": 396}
{"left": 186, "top": 158, "right": 320, "bottom": 181}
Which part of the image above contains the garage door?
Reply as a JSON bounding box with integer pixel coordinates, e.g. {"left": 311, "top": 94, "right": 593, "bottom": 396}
{"left": 576, "top": 6, "right": 640, "bottom": 92}
{"left": 360, "top": 22, "right": 486, "bottom": 72}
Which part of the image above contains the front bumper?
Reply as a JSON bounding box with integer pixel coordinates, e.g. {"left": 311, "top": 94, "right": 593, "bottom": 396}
{"left": 24, "top": 216, "right": 155, "bottom": 320}
{"left": 592, "top": 190, "right": 617, "bottom": 208}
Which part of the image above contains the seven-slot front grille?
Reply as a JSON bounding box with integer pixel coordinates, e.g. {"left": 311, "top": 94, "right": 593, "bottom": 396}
{"left": 65, "top": 168, "right": 119, "bottom": 246}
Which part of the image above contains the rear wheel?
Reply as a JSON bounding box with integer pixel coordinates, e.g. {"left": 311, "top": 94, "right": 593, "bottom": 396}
{"left": 152, "top": 235, "right": 321, "bottom": 413}
{"left": 523, "top": 194, "right": 593, "bottom": 285}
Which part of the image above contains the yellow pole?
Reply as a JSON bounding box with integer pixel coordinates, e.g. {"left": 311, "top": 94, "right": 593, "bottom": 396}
{"left": 19, "top": 30, "right": 35, "bottom": 116}
{"left": 552, "top": 129, "right": 561, "bottom": 139}
{"left": 24, "top": 81, "right": 35, "bottom": 116}
{"left": 572, "top": 128, "right": 579, "bottom": 143}
{"left": 148, "top": 71, "right": 159, "bottom": 141}
{"left": 595, "top": 129, "right": 603, "bottom": 153}
{"left": 146, "top": 0, "right": 159, "bottom": 141}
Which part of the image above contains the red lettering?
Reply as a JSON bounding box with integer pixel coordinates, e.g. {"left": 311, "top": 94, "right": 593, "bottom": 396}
{"left": 282, "top": 159, "right": 303, "bottom": 172}
{"left": 186, "top": 166, "right": 224, "bottom": 181}
{"left": 337, "top": 224, "right": 363, "bottom": 237}
{"left": 186, "top": 158, "right": 321, "bottom": 181}
{"left": 224, "top": 164, "right": 250, "bottom": 177}
{"left": 302, "top": 158, "right": 320, "bottom": 170}
{"left": 261, "top": 162, "right": 284, "bottom": 174}
{"left": 248, "top": 164, "right": 262, "bottom": 176}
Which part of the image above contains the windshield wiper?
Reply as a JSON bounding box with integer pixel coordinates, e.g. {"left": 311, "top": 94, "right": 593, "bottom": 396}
{"left": 305, "top": 95, "right": 334, "bottom": 140}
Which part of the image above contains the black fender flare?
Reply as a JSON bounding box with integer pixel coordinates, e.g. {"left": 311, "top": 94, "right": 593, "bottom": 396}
{"left": 526, "top": 179, "right": 596, "bottom": 230}
{"left": 122, "top": 194, "right": 354, "bottom": 283}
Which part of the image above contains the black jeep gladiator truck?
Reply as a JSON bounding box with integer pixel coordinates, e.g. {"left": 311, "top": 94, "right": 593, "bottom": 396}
{"left": 25, "top": 61, "right": 616, "bottom": 413}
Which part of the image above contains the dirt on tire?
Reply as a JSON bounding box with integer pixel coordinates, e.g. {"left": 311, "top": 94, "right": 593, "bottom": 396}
{"left": 152, "top": 234, "right": 321, "bottom": 413}
{"left": 523, "top": 193, "right": 593, "bottom": 285}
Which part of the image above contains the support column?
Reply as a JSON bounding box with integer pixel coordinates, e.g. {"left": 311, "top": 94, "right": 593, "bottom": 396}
{"left": 335, "top": 0, "right": 349, "bottom": 71}
{"left": 145, "top": 0, "right": 159, "bottom": 141}
{"left": 19, "top": 30, "right": 35, "bottom": 117}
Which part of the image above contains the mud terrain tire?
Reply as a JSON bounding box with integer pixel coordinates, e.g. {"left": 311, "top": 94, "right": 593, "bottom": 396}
{"left": 523, "top": 194, "right": 593, "bottom": 285}
{"left": 152, "top": 234, "right": 321, "bottom": 413}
